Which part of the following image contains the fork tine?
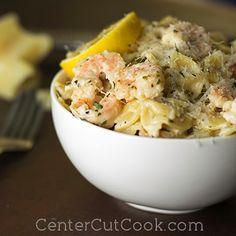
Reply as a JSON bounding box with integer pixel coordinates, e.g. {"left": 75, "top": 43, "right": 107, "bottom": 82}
{"left": 7, "top": 90, "right": 35, "bottom": 138}
{"left": 17, "top": 93, "right": 39, "bottom": 138}
{"left": 0, "top": 92, "right": 25, "bottom": 137}
{"left": 0, "top": 89, "right": 45, "bottom": 153}
{"left": 25, "top": 104, "right": 44, "bottom": 140}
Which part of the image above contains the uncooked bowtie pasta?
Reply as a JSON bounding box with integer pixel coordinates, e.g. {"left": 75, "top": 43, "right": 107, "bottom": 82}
{"left": 56, "top": 12, "right": 236, "bottom": 138}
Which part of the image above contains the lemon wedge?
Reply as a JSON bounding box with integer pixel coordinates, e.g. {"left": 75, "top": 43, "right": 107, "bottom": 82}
{"left": 60, "top": 12, "right": 142, "bottom": 78}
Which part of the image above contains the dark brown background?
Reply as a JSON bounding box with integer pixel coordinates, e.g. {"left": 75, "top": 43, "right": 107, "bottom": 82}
{"left": 0, "top": 0, "right": 236, "bottom": 235}
{"left": 1, "top": 0, "right": 236, "bottom": 34}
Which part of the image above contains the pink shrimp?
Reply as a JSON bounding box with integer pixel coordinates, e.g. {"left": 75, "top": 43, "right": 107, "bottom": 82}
{"left": 115, "top": 61, "right": 164, "bottom": 101}
{"left": 208, "top": 86, "right": 235, "bottom": 108}
{"left": 67, "top": 51, "right": 164, "bottom": 127}
{"left": 68, "top": 51, "right": 125, "bottom": 127}
{"left": 73, "top": 50, "right": 125, "bottom": 82}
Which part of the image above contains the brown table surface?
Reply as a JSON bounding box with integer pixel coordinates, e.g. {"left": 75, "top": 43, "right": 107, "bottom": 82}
{"left": 0, "top": 57, "right": 235, "bottom": 236}
{"left": 1, "top": 1, "right": 236, "bottom": 235}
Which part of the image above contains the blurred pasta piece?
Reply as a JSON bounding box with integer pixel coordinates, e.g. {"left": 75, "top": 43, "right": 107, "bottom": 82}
{"left": 203, "top": 50, "right": 228, "bottom": 83}
{"left": 115, "top": 99, "right": 175, "bottom": 137}
{"left": 0, "top": 57, "right": 35, "bottom": 99}
{"left": 0, "top": 14, "right": 52, "bottom": 63}
{"left": 140, "top": 100, "right": 174, "bottom": 137}
{"left": 164, "top": 116, "right": 193, "bottom": 137}
{"left": 169, "top": 52, "right": 206, "bottom": 98}
{"left": 209, "top": 31, "right": 231, "bottom": 54}
{"left": 195, "top": 113, "right": 230, "bottom": 137}
{"left": 222, "top": 100, "right": 236, "bottom": 124}
{"left": 170, "top": 51, "right": 201, "bottom": 75}
{"left": 219, "top": 125, "right": 236, "bottom": 136}
{"left": 0, "top": 13, "right": 53, "bottom": 100}
{"left": 114, "top": 100, "right": 140, "bottom": 131}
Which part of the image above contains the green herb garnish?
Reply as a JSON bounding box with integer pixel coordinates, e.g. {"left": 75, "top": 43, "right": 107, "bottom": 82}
{"left": 142, "top": 75, "right": 149, "bottom": 80}
{"left": 101, "top": 120, "right": 107, "bottom": 125}
{"left": 179, "top": 71, "right": 185, "bottom": 77}
{"left": 135, "top": 56, "right": 146, "bottom": 64}
{"left": 93, "top": 102, "right": 103, "bottom": 110}
{"left": 175, "top": 44, "right": 179, "bottom": 52}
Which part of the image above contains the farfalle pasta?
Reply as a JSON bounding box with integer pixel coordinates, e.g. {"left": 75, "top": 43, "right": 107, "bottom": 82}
{"left": 56, "top": 14, "right": 236, "bottom": 138}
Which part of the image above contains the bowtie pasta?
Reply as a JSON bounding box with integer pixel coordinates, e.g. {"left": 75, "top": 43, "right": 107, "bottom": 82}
{"left": 56, "top": 14, "right": 236, "bottom": 138}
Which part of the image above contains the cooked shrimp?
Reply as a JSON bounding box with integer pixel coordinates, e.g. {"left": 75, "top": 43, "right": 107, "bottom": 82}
{"left": 208, "top": 78, "right": 236, "bottom": 109}
{"left": 67, "top": 51, "right": 164, "bottom": 126}
{"left": 73, "top": 50, "right": 125, "bottom": 83}
{"left": 208, "top": 84, "right": 236, "bottom": 108}
{"left": 71, "top": 92, "right": 123, "bottom": 128}
{"left": 68, "top": 51, "right": 125, "bottom": 128}
{"left": 161, "top": 22, "right": 211, "bottom": 60}
{"left": 70, "top": 77, "right": 103, "bottom": 106}
{"left": 114, "top": 61, "right": 164, "bottom": 101}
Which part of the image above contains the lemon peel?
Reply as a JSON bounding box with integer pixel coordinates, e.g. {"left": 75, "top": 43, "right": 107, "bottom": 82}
{"left": 60, "top": 12, "right": 142, "bottom": 78}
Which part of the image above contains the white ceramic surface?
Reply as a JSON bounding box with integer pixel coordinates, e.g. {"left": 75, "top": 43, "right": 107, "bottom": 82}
{"left": 51, "top": 71, "right": 236, "bottom": 214}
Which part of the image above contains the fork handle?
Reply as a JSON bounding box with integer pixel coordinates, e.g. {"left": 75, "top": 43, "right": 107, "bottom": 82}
{"left": 0, "top": 137, "right": 33, "bottom": 153}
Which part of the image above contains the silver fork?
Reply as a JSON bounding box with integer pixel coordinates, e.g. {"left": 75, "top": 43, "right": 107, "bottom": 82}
{"left": 0, "top": 90, "right": 45, "bottom": 153}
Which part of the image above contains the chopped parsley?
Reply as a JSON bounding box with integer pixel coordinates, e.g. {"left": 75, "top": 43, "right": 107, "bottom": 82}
{"left": 133, "top": 56, "right": 147, "bottom": 64}
{"left": 55, "top": 90, "right": 61, "bottom": 98}
{"left": 101, "top": 120, "right": 107, "bottom": 125}
{"left": 179, "top": 71, "right": 185, "bottom": 77}
{"left": 136, "top": 57, "right": 147, "bottom": 63}
{"left": 93, "top": 102, "right": 103, "bottom": 110}
{"left": 142, "top": 75, "right": 149, "bottom": 80}
{"left": 175, "top": 44, "right": 179, "bottom": 51}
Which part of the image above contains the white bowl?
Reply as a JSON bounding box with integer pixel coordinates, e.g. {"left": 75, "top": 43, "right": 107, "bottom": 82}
{"left": 51, "top": 71, "right": 236, "bottom": 214}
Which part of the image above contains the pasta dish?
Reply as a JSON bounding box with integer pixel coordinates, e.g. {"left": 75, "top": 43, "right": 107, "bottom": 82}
{"left": 55, "top": 13, "right": 236, "bottom": 138}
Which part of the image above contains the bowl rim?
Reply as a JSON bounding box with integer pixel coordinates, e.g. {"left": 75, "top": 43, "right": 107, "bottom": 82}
{"left": 50, "top": 70, "right": 236, "bottom": 142}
